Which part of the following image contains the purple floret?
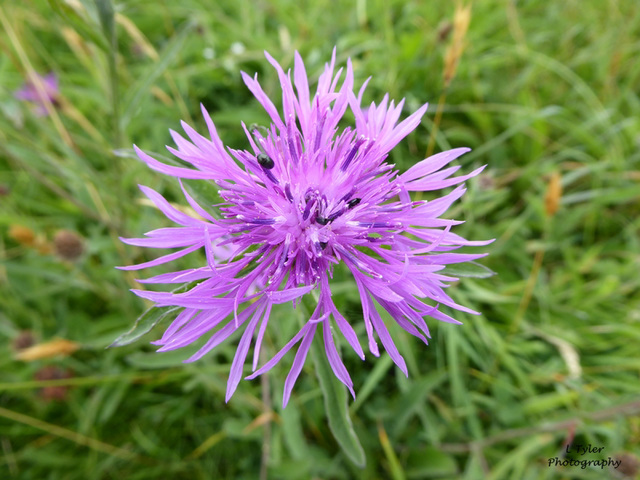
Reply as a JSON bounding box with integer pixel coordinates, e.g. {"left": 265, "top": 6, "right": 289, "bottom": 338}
{"left": 120, "top": 49, "right": 492, "bottom": 406}
{"left": 15, "top": 72, "right": 59, "bottom": 116}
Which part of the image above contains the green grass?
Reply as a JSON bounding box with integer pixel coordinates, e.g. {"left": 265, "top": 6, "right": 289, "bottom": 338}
{"left": 1, "top": 0, "right": 640, "bottom": 478}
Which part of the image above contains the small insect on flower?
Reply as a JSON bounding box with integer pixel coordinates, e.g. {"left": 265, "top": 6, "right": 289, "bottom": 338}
{"left": 347, "top": 198, "right": 361, "bottom": 208}
{"left": 119, "top": 48, "right": 492, "bottom": 407}
{"left": 257, "top": 153, "right": 275, "bottom": 169}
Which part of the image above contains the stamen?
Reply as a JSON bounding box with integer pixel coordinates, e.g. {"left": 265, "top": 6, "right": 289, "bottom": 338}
{"left": 237, "top": 215, "right": 276, "bottom": 225}
{"left": 340, "top": 189, "right": 355, "bottom": 203}
{"left": 302, "top": 198, "right": 317, "bottom": 221}
{"left": 313, "top": 105, "right": 327, "bottom": 152}
{"left": 287, "top": 121, "right": 298, "bottom": 163}
{"left": 352, "top": 221, "right": 402, "bottom": 229}
{"left": 304, "top": 188, "right": 317, "bottom": 204}
{"left": 246, "top": 218, "right": 276, "bottom": 225}
{"left": 263, "top": 168, "right": 279, "bottom": 184}
{"left": 316, "top": 216, "right": 329, "bottom": 225}
{"left": 340, "top": 137, "right": 366, "bottom": 171}
{"left": 272, "top": 185, "right": 284, "bottom": 198}
{"left": 327, "top": 210, "right": 343, "bottom": 222}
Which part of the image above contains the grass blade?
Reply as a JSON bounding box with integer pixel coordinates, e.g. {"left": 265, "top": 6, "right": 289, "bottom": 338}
{"left": 121, "top": 19, "right": 197, "bottom": 129}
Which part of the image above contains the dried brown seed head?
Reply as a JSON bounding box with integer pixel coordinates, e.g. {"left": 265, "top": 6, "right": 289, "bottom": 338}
{"left": 53, "top": 229, "right": 84, "bottom": 261}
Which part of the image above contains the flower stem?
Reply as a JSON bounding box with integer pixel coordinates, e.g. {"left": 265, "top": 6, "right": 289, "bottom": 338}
{"left": 259, "top": 348, "right": 272, "bottom": 480}
{"left": 94, "top": 0, "right": 122, "bottom": 147}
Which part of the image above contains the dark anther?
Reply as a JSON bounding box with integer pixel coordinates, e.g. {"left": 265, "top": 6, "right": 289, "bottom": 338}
{"left": 316, "top": 216, "right": 329, "bottom": 225}
{"left": 257, "top": 153, "right": 274, "bottom": 169}
{"left": 320, "top": 241, "right": 328, "bottom": 250}
{"left": 347, "top": 198, "right": 361, "bottom": 208}
{"left": 327, "top": 211, "right": 342, "bottom": 222}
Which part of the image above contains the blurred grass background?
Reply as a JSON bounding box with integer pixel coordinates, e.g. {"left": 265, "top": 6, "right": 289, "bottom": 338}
{"left": 1, "top": 0, "right": 640, "bottom": 478}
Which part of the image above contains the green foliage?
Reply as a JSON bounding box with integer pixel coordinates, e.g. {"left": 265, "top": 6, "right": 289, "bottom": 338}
{"left": 1, "top": 0, "right": 640, "bottom": 478}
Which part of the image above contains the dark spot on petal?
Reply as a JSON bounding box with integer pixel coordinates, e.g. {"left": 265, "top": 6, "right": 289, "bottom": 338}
{"left": 316, "top": 216, "right": 329, "bottom": 225}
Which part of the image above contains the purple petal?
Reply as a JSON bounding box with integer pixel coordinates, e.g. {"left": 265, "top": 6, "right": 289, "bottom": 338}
{"left": 225, "top": 301, "right": 266, "bottom": 401}
{"left": 138, "top": 185, "right": 203, "bottom": 227}
{"left": 182, "top": 303, "right": 258, "bottom": 362}
{"left": 352, "top": 274, "right": 380, "bottom": 356}
{"left": 400, "top": 148, "right": 470, "bottom": 182}
{"left": 267, "top": 284, "right": 316, "bottom": 304}
{"left": 134, "top": 145, "right": 218, "bottom": 179}
{"left": 116, "top": 243, "right": 203, "bottom": 270}
{"left": 368, "top": 307, "right": 408, "bottom": 376}
{"left": 246, "top": 322, "right": 312, "bottom": 380}
{"left": 283, "top": 322, "right": 318, "bottom": 407}
{"left": 241, "top": 71, "right": 285, "bottom": 131}
{"left": 252, "top": 301, "right": 273, "bottom": 371}
{"left": 322, "top": 319, "right": 355, "bottom": 398}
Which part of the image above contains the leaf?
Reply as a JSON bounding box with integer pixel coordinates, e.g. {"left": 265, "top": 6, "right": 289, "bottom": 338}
{"left": 442, "top": 261, "right": 496, "bottom": 278}
{"left": 406, "top": 447, "right": 458, "bottom": 478}
{"left": 487, "top": 434, "right": 553, "bottom": 480}
{"left": 121, "top": 19, "right": 197, "bottom": 128}
{"left": 47, "top": 0, "right": 109, "bottom": 50}
{"left": 310, "top": 337, "right": 366, "bottom": 467}
{"left": 522, "top": 391, "right": 579, "bottom": 415}
{"left": 126, "top": 349, "right": 188, "bottom": 369}
{"left": 378, "top": 423, "right": 405, "bottom": 480}
{"left": 93, "top": 0, "right": 115, "bottom": 44}
{"left": 350, "top": 355, "right": 393, "bottom": 415}
{"left": 109, "top": 304, "right": 180, "bottom": 347}
{"left": 279, "top": 400, "right": 309, "bottom": 461}
{"left": 112, "top": 148, "right": 180, "bottom": 166}
{"left": 389, "top": 371, "right": 447, "bottom": 438}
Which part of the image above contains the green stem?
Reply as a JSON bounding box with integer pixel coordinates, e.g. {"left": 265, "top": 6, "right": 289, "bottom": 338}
{"left": 94, "top": 0, "right": 122, "bottom": 147}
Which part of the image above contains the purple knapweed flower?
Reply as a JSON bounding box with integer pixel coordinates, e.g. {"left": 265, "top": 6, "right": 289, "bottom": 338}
{"left": 14, "top": 72, "right": 59, "bottom": 116}
{"left": 120, "top": 49, "right": 491, "bottom": 406}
